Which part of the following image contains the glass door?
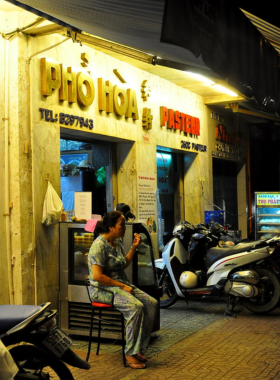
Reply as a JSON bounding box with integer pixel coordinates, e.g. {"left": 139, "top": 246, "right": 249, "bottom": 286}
{"left": 156, "top": 152, "right": 174, "bottom": 235}
{"left": 69, "top": 228, "right": 93, "bottom": 284}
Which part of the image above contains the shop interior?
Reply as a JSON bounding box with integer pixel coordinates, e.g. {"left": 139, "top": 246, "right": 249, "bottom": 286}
{"left": 60, "top": 136, "right": 113, "bottom": 220}
{"left": 212, "top": 158, "right": 239, "bottom": 229}
{"left": 156, "top": 151, "right": 183, "bottom": 237}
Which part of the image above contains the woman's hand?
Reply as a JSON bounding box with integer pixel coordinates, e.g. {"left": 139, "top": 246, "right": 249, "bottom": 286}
{"left": 92, "top": 265, "right": 133, "bottom": 291}
{"left": 121, "top": 284, "right": 134, "bottom": 294}
{"left": 125, "top": 233, "right": 142, "bottom": 268}
{"left": 132, "top": 233, "right": 141, "bottom": 248}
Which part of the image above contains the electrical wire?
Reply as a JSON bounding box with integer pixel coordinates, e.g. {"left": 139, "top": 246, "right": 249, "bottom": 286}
{"left": 179, "top": 179, "right": 251, "bottom": 220}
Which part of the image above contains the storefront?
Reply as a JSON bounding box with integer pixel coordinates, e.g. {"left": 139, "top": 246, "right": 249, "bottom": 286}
{"left": 206, "top": 106, "right": 248, "bottom": 234}
{"left": 0, "top": 8, "right": 248, "bottom": 308}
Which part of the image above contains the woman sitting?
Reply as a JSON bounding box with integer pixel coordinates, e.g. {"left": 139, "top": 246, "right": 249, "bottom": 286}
{"left": 88, "top": 210, "right": 158, "bottom": 369}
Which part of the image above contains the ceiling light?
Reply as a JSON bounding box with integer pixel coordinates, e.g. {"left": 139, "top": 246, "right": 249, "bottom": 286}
{"left": 212, "top": 84, "right": 238, "bottom": 97}
{"left": 185, "top": 71, "right": 239, "bottom": 96}
{"left": 185, "top": 72, "right": 215, "bottom": 85}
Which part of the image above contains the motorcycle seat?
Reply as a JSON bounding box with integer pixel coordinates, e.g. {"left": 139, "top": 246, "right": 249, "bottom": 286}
{"left": 0, "top": 305, "right": 42, "bottom": 334}
{"left": 205, "top": 241, "right": 259, "bottom": 269}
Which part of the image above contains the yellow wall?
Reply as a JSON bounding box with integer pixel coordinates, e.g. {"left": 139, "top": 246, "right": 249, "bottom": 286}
{"left": 30, "top": 34, "right": 209, "bottom": 306}
{"left": 0, "top": 35, "right": 9, "bottom": 304}
{"left": 0, "top": 10, "right": 248, "bottom": 306}
{"left": 0, "top": 10, "right": 38, "bottom": 305}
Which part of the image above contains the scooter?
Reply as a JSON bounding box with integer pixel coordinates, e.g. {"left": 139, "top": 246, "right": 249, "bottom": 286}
{"left": 156, "top": 221, "right": 280, "bottom": 316}
{"left": 0, "top": 302, "right": 90, "bottom": 379}
{"left": 155, "top": 220, "right": 227, "bottom": 307}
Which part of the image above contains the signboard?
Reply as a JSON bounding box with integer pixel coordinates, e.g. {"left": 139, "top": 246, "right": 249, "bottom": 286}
{"left": 137, "top": 173, "right": 157, "bottom": 233}
{"left": 156, "top": 153, "right": 173, "bottom": 194}
{"left": 256, "top": 193, "right": 280, "bottom": 206}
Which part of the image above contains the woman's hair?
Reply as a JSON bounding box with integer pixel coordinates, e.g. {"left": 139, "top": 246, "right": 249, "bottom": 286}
{"left": 93, "top": 210, "right": 123, "bottom": 240}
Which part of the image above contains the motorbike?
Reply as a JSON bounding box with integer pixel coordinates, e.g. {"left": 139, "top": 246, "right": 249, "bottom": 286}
{"left": 0, "top": 302, "right": 90, "bottom": 379}
{"left": 155, "top": 221, "right": 280, "bottom": 316}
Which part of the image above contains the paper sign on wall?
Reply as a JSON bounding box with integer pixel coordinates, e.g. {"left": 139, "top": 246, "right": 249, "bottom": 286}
{"left": 74, "top": 192, "right": 92, "bottom": 220}
{"left": 137, "top": 173, "right": 157, "bottom": 233}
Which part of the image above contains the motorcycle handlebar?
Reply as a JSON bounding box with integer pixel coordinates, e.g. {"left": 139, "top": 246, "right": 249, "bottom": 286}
{"left": 211, "top": 234, "right": 219, "bottom": 240}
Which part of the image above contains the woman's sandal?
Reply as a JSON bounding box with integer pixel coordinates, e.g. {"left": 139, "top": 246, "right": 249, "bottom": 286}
{"left": 125, "top": 356, "right": 146, "bottom": 369}
{"left": 126, "top": 361, "right": 146, "bottom": 369}
{"left": 135, "top": 353, "right": 148, "bottom": 362}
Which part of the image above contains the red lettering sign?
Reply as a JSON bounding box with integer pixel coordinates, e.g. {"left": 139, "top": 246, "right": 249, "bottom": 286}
{"left": 216, "top": 124, "right": 234, "bottom": 143}
{"left": 168, "top": 109, "right": 174, "bottom": 129}
{"left": 191, "top": 116, "right": 196, "bottom": 134}
{"left": 195, "top": 118, "right": 200, "bottom": 135}
{"left": 185, "top": 115, "right": 191, "bottom": 133}
{"left": 160, "top": 106, "right": 168, "bottom": 126}
{"left": 180, "top": 113, "right": 186, "bottom": 131}
{"left": 268, "top": 199, "right": 280, "bottom": 204}
{"left": 160, "top": 107, "right": 200, "bottom": 136}
{"left": 175, "top": 111, "right": 180, "bottom": 130}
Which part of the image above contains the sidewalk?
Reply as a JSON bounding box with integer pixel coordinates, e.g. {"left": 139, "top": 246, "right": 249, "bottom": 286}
{"left": 52, "top": 299, "right": 280, "bottom": 379}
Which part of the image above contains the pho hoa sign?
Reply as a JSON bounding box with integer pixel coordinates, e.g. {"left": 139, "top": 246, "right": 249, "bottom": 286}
{"left": 41, "top": 57, "right": 139, "bottom": 119}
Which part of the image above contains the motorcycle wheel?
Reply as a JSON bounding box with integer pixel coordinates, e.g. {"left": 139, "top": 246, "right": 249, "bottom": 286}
{"left": 240, "top": 268, "right": 280, "bottom": 314}
{"left": 158, "top": 269, "right": 179, "bottom": 308}
{"left": 10, "top": 344, "right": 74, "bottom": 380}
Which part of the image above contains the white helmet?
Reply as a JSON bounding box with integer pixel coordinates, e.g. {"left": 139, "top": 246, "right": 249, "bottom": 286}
{"left": 179, "top": 271, "right": 197, "bottom": 288}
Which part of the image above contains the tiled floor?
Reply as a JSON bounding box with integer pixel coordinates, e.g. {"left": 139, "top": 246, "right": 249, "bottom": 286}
{"left": 48, "top": 299, "right": 280, "bottom": 379}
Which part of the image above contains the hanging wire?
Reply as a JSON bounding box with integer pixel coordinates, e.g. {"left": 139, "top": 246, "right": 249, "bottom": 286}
{"left": 179, "top": 178, "right": 252, "bottom": 220}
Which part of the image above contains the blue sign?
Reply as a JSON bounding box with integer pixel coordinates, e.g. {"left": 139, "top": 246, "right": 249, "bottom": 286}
{"left": 156, "top": 153, "right": 173, "bottom": 194}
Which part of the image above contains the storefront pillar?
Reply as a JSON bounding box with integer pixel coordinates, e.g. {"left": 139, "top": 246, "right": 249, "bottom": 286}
{"left": 1, "top": 33, "right": 35, "bottom": 305}
{"left": 184, "top": 153, "right": 203, "bottom": 224}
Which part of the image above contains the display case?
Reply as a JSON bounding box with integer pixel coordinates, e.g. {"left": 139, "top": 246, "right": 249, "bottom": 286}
{"left": 255, "top": 192, "right": 280, "bottom": 240}
{"left": 59, "top": 222, "right": 161, "bottom": 337}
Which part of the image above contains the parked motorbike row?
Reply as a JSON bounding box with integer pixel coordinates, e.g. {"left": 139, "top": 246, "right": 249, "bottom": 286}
{"left": 155, "top": 220, "right": 280, "bottom": 316}
{"left": 0, "top": 302, "right": 90, "bottom": 379}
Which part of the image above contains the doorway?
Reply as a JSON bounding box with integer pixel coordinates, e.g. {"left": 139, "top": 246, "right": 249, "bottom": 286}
{"left": 156, "top": 151, "right": 183, "bottom": 235}
{"left": 213, "top": 158, "right": 238, "bottom": 229}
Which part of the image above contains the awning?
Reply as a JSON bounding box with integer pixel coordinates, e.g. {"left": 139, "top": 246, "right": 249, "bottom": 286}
{"left": 242, "top": 9, "right": 280, "bottom": 55}
{"left": 161, "top": 0, "right": 280, "bottom": 116}
{"left": 4, "top": 0, "right": 215, "bottom": 76}
{"left": 4, "top": 0, "right": 280, "bottom": 116}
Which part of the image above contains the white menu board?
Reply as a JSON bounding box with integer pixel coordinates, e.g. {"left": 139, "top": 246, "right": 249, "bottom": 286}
{"left": 137, "top": 173, "right": 157, "bottom": 233}
{"left": 74, "top": 192, "right": 92, "bottom": 220}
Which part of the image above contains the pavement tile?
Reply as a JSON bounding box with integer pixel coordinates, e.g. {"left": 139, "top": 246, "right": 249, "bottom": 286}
{"left": 46, "top": 299, "right": 280, "bottom": 380}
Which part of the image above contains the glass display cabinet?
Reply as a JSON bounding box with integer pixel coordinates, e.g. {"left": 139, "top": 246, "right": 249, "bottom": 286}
{"left": 59, "top": 222, "right": 161, "bottom": 337}
{"left": 255, "top": 192, "right": 280, "bottom": 240}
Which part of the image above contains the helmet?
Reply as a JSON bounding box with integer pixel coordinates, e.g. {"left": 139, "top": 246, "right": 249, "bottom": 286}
{"left": 219, "top": 240, "right": 235, "bottom": 247}
{"left": 115, "top": 203, "right": 135, "bottom": 221}
{"left": 78, "top": 159, "right": 91, "bottom": 167}
{"left": 179, "top": 271, "right": 197, "bottom": 288}
{"left": 173, "top": 221, "right": 194, "bottom": 236}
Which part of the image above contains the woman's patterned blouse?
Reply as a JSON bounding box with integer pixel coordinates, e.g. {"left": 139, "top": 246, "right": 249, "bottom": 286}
{"left": 88, "top": 235, "right": 130, "bottom": 302}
